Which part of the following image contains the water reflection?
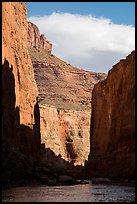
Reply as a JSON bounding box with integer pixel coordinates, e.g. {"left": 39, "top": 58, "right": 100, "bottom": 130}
{"left": 2, "top": 182, "right": 135, "bottom": 202}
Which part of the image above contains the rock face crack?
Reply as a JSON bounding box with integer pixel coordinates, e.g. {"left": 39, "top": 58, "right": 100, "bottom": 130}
{"left": 65, "top": 142, "right": 77, "bottom": 160}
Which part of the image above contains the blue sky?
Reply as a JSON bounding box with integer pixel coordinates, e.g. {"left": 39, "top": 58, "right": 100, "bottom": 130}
{"left": 26, "top": 2, "right": 135, "bottom": 26}
{"left": 27, "top": 2, "right": 135, "bottom": 73}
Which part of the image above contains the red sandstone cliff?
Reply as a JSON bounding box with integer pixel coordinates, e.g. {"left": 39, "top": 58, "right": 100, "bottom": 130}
{"left": 28, "top": 22, "right": 107, "bottom": 166}
{"left": 2, "top": 3, "right": 86, "bottom": 185}
{"left": 87, "top": 51, "right": 135, "bottom": 179}
{"left": 2, "top": 2, "right": 40, "bottom": 160}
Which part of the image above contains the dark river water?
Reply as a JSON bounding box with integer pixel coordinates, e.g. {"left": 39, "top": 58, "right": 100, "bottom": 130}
{"left": 2, "top": 182, "right": 135, "bottom": 202}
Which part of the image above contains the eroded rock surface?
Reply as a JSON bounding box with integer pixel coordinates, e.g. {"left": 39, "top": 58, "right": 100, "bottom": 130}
{"left": 28, "top": 22, "right": 107, "bottom": 166}
{"left": 40, "top": 105, "right": 91, "bottom": 166}
{"left": 87, "top": 51, "right": 135, "bottom": 179}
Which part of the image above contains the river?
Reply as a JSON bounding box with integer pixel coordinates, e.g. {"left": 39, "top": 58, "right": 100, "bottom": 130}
{"left": 2, "top": 182, "right": 135, "bottom": 202}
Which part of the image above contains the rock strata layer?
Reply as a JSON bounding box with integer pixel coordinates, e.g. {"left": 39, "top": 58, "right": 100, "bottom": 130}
{"left": 87, "top": 51, "right": 135, "bottom": 179}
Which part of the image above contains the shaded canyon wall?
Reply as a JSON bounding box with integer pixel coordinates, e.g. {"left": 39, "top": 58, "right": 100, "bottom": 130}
{"left": 87, "top": 51, "right": 135, "bottom": 179}
{"left": 2, "top": 2, "right": 40, "bottom": 161}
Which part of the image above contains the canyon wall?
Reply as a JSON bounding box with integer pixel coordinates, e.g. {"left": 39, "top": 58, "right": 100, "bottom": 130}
{"left": 28, "top": 22, "right": 107, "bottom": 166}
{"left": 2, "top": 2, "right": 134, "bottom": 184}
{"left": 2, "top": 2, "right": 40, "bottom": 161}
{"left": 87, "top": 51, "right": 135, "bottom": 179}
